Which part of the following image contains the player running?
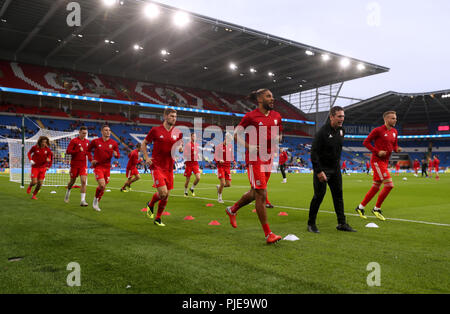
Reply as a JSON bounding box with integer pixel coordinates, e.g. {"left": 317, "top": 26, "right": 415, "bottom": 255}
{"left": 279, "top": 148, "right": 288, "bottom": 183}
{"left": 395, "top": 161, "right": 401, "bottom": 176}
{"left": 214, "top": 133, "right": 234, "bottom": 203}
{"left": 413, "top": 159, "right": 420, "bottom": 177}
{"left": 433, "top": 155, "right": 440, "bottom": 180}
{"left": 141, "top": 108, "right": 183, "bottom": 227}
{"left": 428, "top": 158, "right": 435, "bottom": 178}
{"left": 121, "top": 143, "right": 142, "bottom": 192}
{"left": 225, "top": 88, "right": 283, "bottom": 244}
{"left": 183, "top": 133, "right": 201, "bottom": 197}
{"left": 355, "top": 111, "right": 401, "bottom": 221}
{"left": 87, "top": 125, "right": 120, "bottom": 212}
{"left": 27, "top": 136, "right": 53, "bottom": 200}
{"left": 65, "top": 126, "right": 90, "bottom": 206}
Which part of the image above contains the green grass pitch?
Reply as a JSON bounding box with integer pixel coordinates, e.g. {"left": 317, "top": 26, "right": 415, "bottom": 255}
{"left": 0, "top": 171, "right": 449, "bottom": 294}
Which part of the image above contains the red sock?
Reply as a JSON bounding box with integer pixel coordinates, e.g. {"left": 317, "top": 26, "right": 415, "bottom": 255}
{"left": 262, "top": 224, "right": 271, "bottom": 237}
{"left": 32, "top": 189, "right": 38, "bottom": 196}
{"left": 375, "top": 183, "right": 394, "bottom": 208}
{"left": 149, "top": 193, "right": 160, "bottom": 208}
{"left": 361, "top": 182, "right": 381, "bottom": 207}
{"left": 231, "top": 202, "right": 240, "bottom": 214}
{"left": 156, "top": 198, "right": 168, "bottom": 220}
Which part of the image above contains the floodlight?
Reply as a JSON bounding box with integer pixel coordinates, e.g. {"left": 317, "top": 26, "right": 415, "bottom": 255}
{"left": 144, "top": 3, "right": 160, "bottom": 19}
{"left": 340, "top": 58, "right": 351, "bottom": 68}
{"left": 173, "top": 11, "right": 190, "bottom": 28}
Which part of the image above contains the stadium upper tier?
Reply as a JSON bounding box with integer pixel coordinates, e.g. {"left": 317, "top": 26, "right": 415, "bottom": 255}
{"left": 0, "top": 60, "right": 308, "bottom": 121}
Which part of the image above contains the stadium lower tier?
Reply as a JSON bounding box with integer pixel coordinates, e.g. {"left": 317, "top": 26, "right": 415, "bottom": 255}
{"left": 1, "top": 114, "right": 449, "bottom": 170}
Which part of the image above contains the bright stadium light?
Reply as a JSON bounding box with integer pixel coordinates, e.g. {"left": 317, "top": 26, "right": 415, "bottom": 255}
{"left": 305, "top": 50, "right": 314, "bottom": 56}
{"left": 321, "top": 53, "right": 331, "bottom": 61}
{"left": 268, "top": 72, "right": 275, "bottom": 77}
{"left": 340, "top": 58, "right": 351, "bottom": 68}
{"left": 133, "top": 44, "right": 140, "bottom": 50}
{"left": 357, "top": 63, "right": 366, "bottom": 71}
{"left": 173, "top": 11, "right": 190, "bottom": 28}
{"left": 144, "top": 3, "right": 160, "bottom": 19}
{"left": 229, "top": 63, "right": 238, "bottom": 71}
{"left": 161, "top": 49, "right": 170, "bottom": 56}
{"left": 103, "top": 0, "right": 117, "bottom": 7}
{"left": 250, "top": 68, "right": 257, "bottom": 73}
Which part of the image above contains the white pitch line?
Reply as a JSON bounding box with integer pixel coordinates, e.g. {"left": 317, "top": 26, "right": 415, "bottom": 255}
{"left": 93, "top": 185, "right": 450, "bottom": 228}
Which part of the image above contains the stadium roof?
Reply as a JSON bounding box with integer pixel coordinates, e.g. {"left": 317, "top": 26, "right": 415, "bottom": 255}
{"left": 0, "top": 0, "right": 389, "bottom": 96}
{"left": 343, "top": 89, "right": 450, "bottom": 125}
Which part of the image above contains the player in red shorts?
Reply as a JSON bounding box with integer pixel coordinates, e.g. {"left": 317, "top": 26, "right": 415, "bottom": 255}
{"left": 413, "top": 159, "right": 420, "bottom": 177}
{"left": 355, "top": 111, "right": 402, "bottom": 221}
{"left": 87, "top": 125, "right": 120, "bottom": 212}
{"left": 428, "top": 158, "right": 434, "bottom": 178}
{"left": 214, "top": 133, "right": 234, "bottom": 203}
{"left": 183, "top": 133, "right": 201, "bottom": 197}
{"left": 395, "top": 161, "right": 401, "bottom": 176}
{"left": 279, "top": 148, "right": 288, "bottom": 183}
{"left": 141, "top": 108, "right": 183, "bottom": 227}
{"left": 27, "top": 136, "right": 53, "bottom": 200}
{"left": 65, "top": 126, "right": 90, "bottom": 206}
{"left": 226, "top": 89, "right": 283, "bottom": 244}
{"left": 121, "top": 143, "right": 142, "bottom": 192}
{"left": 433, "top": 155, "right": 440, "bottom": 180}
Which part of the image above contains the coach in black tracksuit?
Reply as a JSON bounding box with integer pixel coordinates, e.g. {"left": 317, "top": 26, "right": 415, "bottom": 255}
{"left": 307, "top": 106, "right": 356, "bottom": 233}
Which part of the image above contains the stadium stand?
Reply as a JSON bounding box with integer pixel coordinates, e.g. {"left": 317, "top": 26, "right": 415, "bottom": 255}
{"left": 0, "top": 60, "right": 308, "bottom": 121}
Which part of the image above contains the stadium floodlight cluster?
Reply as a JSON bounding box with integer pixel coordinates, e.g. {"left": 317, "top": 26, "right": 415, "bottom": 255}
{"left": 0, "top": 86, "right": 315, "bottom": 125}
{"left": 103, "top": 0, "right": 190, "bottom": 27}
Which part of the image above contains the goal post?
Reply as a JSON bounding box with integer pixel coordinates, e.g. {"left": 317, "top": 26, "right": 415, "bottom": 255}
{"left": 7, "top": 128, "right": 80, "bottom": 187}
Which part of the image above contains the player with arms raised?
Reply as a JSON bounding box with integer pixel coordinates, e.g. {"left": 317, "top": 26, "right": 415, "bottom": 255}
{"left": 27, "top": 136, "right": 53, "bottom": 200}
{"left": 355, "top": 111, "right": 401, "bottom": 221}
{"left": 226, "top": 89, "right": 283, "bottom": 244}
{"left": 142, "top": 109, "right": 183, "bottom": 227}
{"left": 87, "top": 125, "right": 120, "bottom": 212}
{"left": 64, "top": 126, "right": 90, "bottom": 206}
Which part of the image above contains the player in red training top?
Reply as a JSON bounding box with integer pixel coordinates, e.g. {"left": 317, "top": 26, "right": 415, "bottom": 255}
{"left": 413, "top": 159, "right": 420, "bottom": 177}
{"left": 226, "top": 89, "right": 283, "bottom": 244}
{"left": 87, "top": 125, "right": 120, "bottom": 212}
{"left": 120, "top": 143, "right": 142, "bottom": 192}
{"left": 433, "top": 155, "right": 440, "bottom": 180}
{"left": 279, "top": 148, "right": 288, "bottom": 183}
{"left": 365, "top": 160, "right": 371, "bottom": 175}
{"left": 355, "top": 111, "right": 401, "bottom": 221}
{"left": 395, "top": 161, "right": 401, "bottom": 176}
{"left": 142, "top": 109, "right": 183, "bottom": 227}
{"left": 214, "top": 133, "right": 234, "bottom": 203}
{"left": 27, "top": 136, "right": 53, "bottom": 200}
{"left": 428, "top": 158, "right": 434, "bottom": 178}
{"left": 183, "top": 133, "right": 201, "bottom": 197}
{"left": 341, "top": 160, "right": 347, "bottom": 175}
{"left": 64, "top": 126, "right": 90, "bottom": 206}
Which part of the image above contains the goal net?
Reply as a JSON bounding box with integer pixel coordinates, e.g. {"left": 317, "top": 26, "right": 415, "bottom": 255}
{"left": 6, "top": 128, "right": 80, "bottom": 187}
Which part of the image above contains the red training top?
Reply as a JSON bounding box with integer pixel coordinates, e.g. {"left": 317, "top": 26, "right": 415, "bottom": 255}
{"left": 87, "top": 137, "right": 120, "bottom": 168}
{"left": 183, "top": 141, "right": 200, "bottom": 167}
{"left": 28, "top": 145, "right": 53, "bottom": 168}
{"left": 214, "top": 143, "right": 234, "bottom": 168}
{"left": 127, "top": 149, "right": 142, "bottom": 170}
{"left": 145, "top": 125, "right": 183, "bottom": 172}
{"left": 363, "top": 125, "right": 399, "bottom": 164}
{"left": 66, "top": 137, "right": 91, "bottom": 168}
{"left": 237, "top": 108, "right": 283, "bottom": 164}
